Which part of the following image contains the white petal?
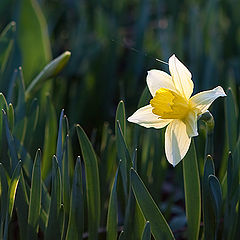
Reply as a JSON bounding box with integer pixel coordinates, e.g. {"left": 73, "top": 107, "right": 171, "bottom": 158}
{"left": 165, "top": 120, "right": 191, "bottom": 166}
{"left": 128, "top": 104, "right": 172, "bottom": 129}
{"left": 183, "top": 111, "right": 199, "bottom": 137}
{"left": 169, "top": 54, "right": 194, "bottom": 99}
{"left": 190, "top": 86, "right": 226, "bottom": 113}
{"left": 146, "top": 70, "right": 176, "bottom": 97}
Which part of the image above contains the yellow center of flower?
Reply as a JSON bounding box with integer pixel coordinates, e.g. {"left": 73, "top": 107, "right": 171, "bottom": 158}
{"left": 150, "top": 88, "right": 191, "bottom": 119}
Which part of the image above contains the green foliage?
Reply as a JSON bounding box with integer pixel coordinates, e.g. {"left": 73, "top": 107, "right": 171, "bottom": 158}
{"left": 182, "top": 142, "right": 201, "bottom": 240}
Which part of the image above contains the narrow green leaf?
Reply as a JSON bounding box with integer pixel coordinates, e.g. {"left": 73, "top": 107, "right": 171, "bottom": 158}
{"left": 15, "top": 172, "right": 30, "bottom": 240}
{"left": 8, "top": 161, "right": 22, "bottom": 217}
{"left": 182, "top": 141, "right": 201, "bottom": 240}
{"left": 131, "top": 168, "right": 175, "bottom": 240}
{"left": 3, "top": 161, "right": 22, "bottom": 240}
{"left": 76, "top": 125, "right": 100, "bottom": 240}
{"left": 65, "top": 157, "right": 84, "bottom": 240}
{"left": 45, "top": 156, "right": 62, "bottom": 240}
{"left": 3, "top": 109, "right": 18, "bottom": 169}
{"left": 42, "top": 95, "right": 57, "bottom": 180}
{"left": 7, "top": 103, "right": 14, "bottom": 132}
{"left": 115, "top": 101, "right": 131, "bottom": 200}
{"left": 202, "top": 155, "right": 215, "bottom": 240}
{"left": 208, "top": 175, "right": 222, "bottom": 223}
{"left": 56, "top": 109, "right": 64, "bottom": 171}
{"left": 116, "top": 120, "right": 132, "bottom": 200}
{"left": 106, "top": 168, "right": 118, "bottom": 240}
{"left": 141, "top": 221, "right": 151, "bottom": 240}
{"left": 0, "top": 164, "right": 9, "bottom": 236}
{"left": 115, "top": 100, "right": 126, "bottom": 137}
{"left": 62, "top": 135, "right": 70, "bottom": 216}
{"left": 123, "top": 186, "right": 135, "bottom": 239}
{"left": 13, "top": 67, "right": 27, "bottom": 144}
{"left": 0, "top": 93, "right": 8, "bottom": 152}
{"left": 27, "top": 149, "right": 41, "bottom": 240}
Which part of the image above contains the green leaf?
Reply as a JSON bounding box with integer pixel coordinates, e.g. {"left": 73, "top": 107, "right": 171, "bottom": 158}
{"left": 106, "top": 168, "right": 118, "bottom": 240}
{"left": 13, "top": 67, "right": 27, "bottom": 144}
{"left": 115, "top": 101, "right": 131, "bottom": 200}
{"left": 182, "top": 141, "right": 201, "bottom": 240}
{"left": 56, "top": 109, "right": 64, "bottom": 171}
{"left": 141, "top": 221, "right": 151, "bottom": 240}
{"left": 25, "top": 51, "right": 71, "bottom": 98}
{"left": 3, "top": 160, "right": 22, "bottom": 240}
{"left": 0, "top": 93, "right": 8, "bottom": 152}
{"left": 3, "top": 109, "right": 18, "bottom": 169}
{"left": 45, "top": 156, "right": 62, "bottom": 240}
{"left": 76, "top": 125, "right": 100, "bottom": 240}
{"left": 42, "top": 95, "right": 57, "bottom": 180}
{"left": 65, "top": 157, "right": 84, "bottom": 240}
{"left": 131, "top": 168, "right": 175, "bottom": 240}
{"left": 202, "top": 155, "right": 215, "bottom": 240}
{"left": 208, "top": 175, "right": 222, "bottom": 224}
{"left": 62, "top": 135, "right": 71, "bottom": 216}
{"left": 115, "top": 100, "right": 126, "bottom": 137}
{"left": 7, "top": 103, "right": 14, "bottom": 132}
{"left": 27, "top": 149, "right": 41, "bottom": 240}
{"left": 116, "top": 120, "right": 132, "bottom": 200}
{"left": 225, "top": 88, "right": 238, "bottom": 152}
{"left": 15, "top": 172, "right": 30, "bottom": 240}
{"left": 15, "top": 0, "right": 52, "bottom": 83}
{"left": 0, "top": 164, "right": 9, "bottom": 236}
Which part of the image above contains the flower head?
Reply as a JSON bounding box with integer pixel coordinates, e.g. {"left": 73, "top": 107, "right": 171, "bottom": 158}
{"left": 128, "top": 54, "right": 226, "bottom": 166}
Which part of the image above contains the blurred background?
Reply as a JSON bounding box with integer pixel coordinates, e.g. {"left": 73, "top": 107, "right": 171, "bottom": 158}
{"left": 1, "top": 0, "right": 238, "bottom": 130}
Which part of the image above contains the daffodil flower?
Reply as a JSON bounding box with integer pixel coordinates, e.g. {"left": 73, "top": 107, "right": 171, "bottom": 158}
{"left": 128, "top": 54, "right": 226, "bottom": 166}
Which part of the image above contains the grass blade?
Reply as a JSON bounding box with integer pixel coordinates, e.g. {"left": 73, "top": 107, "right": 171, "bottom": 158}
{"left": 182, "top": 141, "right": 201, "bottom": 240}
{"left": 131, "top": 168, "right": 175, "bottom": 240}
{"left": 202, "top": 155, "right": 215, "bottom": 240}
{"left": 42, "top": 95, "right": 57, "bottom": 180}
{"left": 27, "top": 149, "right": 41, "bottom": 239}
{"left": 4, "top": 160, "right": 22, "bottom": 240}
{"left": 106, "top": 168, "right": 119, "bottom": 240}
{"left": 116, "top": 120, "right": 132, "bottom": 200}
{"left": 45, "top": 156, "right": 62, "bottom": 240}
{"left": 141, "top": 221, "right": 151, "bottom": 240}
{"left": 0, "top": 164, "right": 9, "bottom": 237}
{"left": 65, "top": 157, "right": 84, "bottom": 240}
{"left": 76, "top": 125, "right": 100, "bottom": 240}
{"left": 56, "top": 109, "right": 64, "bottom": 171}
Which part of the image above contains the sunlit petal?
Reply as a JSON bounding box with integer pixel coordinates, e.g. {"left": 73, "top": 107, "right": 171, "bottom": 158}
{"left": 190, "top": 86, "right": 226, "bottom": 113}
{"left": 146, "top": 70, "right": 176, "bottom": 96}
{"left": 127, "top": 104, "right": 172, "bottom": 129}
{"left": 183, "top": 111, "right": 199, "bottom": 137}
{"left": 165, "top": 120, "right": 191, "bottom": 166}
{"left": 169, "top": 54, "right": 193, "bottom": 99}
